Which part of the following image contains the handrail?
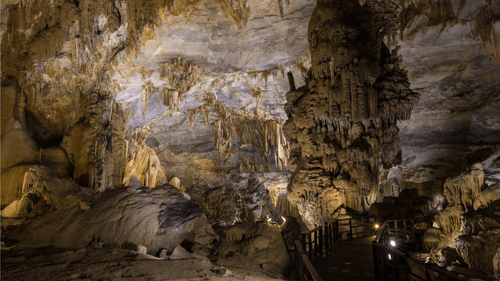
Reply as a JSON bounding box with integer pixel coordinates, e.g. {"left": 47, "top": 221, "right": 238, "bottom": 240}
{"left": 300, "top": 217, "right": 375, "bottom": 262}
{"left": 282, "top": 216, "right": 376, "bottom": 281}
{"left": 302, "top": 216, "right": 372, "bottom": 236}
{"left": 294, "top": 240, "right": 323, "bottom": 281}
{"left": 374, "top": 221, "right": 387, "bottom": 243}
{"left": 373, "top": 219, "right": 467, "bottom": 281}
{"left": 374, "top": 219, "right": 415, "bottom": 245}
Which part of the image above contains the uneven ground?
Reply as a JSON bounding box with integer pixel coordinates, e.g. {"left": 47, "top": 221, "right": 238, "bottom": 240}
{"left": 1, "top": 246, "right": 286, "bottom": 281}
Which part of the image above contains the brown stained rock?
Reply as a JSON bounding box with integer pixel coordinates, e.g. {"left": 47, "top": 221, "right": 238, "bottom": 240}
{"left": 122, "top": 127, "right": 167, "bottom": 188}
{"left": 61, "top": 97, "right": 128, "bottom": 192}
{"left": 462, "top": 200, "right": 500, "bottom": 236}
{"left": 200, "top": 185, "right": 239, "bottom": 226}
{"left": 1, "top": 165, "right": 32, "bottom": 206}
{"left": 1, "top": 85, "right": 40, "bottom": 169}
{"left": 434, "top": 204, "right": 464, "bottom": 235}
{"left": 218, "top": 222, "right": 289, "bottom": 275}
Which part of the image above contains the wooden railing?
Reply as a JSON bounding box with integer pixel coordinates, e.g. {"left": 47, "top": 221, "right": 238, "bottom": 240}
{"left": 373, "top": 219, "right": 467, "bottom": 281}
{"left": 295, "top": 239, "right": 323, "bottom": 281}
{"left": 301, "top": 217, "right": 375, "bottom": 262}
{"left": 282, "top": 217, "right": 376, "bottom": 281}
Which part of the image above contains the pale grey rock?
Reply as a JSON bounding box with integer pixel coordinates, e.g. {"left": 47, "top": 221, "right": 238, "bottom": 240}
{"left": 3, "top": 184, "right": 217, "bottom": 255}
{"left": 159, "top": 248, "right": 169, "bottom": 259}
{"left": 171, "top": 245, "right": 192, "bottom": 260}
{"left": 137, "top": 245, "right": 147, "bottom": 255}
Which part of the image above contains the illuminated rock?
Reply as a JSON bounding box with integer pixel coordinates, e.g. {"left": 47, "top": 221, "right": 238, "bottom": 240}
{"left": 284, "top": 0, "right": 419, "bottom": 228}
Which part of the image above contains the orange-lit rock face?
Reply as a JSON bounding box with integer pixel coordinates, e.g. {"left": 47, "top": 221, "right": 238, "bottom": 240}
{"left": 284, "top": 0, "right": 419, "bottom": 229}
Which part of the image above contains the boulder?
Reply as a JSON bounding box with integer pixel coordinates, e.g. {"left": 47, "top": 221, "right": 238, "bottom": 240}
{"left": 218, "top": 223, "right": 289, "bottom": 275}
{"left": 456, "top": 228, "right": 500, "bottom": 276}
{"left": 4, "top": 183, "right": 216, "bottom": 255}
{"left": 170, "top": 245, "right": 192, "bottom": 260}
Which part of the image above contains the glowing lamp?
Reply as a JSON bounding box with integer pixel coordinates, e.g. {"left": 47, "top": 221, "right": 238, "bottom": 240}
{"left": 390, "top": 240, "right": 396, "bottom": 247}
{"left": 375, "top": 224, "right": 379, "bottom": 229}
{"left": 388, "top": 254, "right": 392, "bottom": 260}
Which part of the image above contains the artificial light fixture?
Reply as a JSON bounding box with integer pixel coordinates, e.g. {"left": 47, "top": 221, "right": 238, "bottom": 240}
{"left": 375, "top": 224, "right": 379, "bottom": 229}
{"left": 388, "top": 254, "right": 392, "bottom": 260}
{"left": 390, "top": 240, "right": 396, "bottom": 247}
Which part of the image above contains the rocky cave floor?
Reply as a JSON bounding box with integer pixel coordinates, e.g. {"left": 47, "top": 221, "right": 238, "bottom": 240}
{"left": 1, "top": 241, "right": 286, "bottom": 281}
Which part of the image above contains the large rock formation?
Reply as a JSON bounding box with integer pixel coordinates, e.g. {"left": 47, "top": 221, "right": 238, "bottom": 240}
{"left": 421, "top": 161, "right": 500, "bottom": 276}
{"left": 284, "top": 0, "right": 419, "bottom": 228}
{"left": 2, "top": 183, "right": 217, "bottom": 254}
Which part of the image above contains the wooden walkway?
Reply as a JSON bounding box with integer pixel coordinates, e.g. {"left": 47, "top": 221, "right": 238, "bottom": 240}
{"left": 312, "top": 236, "right": 376, "bottom": 281}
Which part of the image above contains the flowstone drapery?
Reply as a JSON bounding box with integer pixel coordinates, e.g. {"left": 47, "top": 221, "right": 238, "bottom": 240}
{"left": 284, "top": 0, "right": 419, "bottom": 229}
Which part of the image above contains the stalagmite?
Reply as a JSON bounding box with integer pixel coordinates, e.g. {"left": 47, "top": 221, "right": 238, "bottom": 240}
{"left": 284, "top": 0, "right": 419, "bottom": 229}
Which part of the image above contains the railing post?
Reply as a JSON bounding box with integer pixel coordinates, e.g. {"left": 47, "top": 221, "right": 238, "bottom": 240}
{"left": 299, "top": 253, "right": 303, "bottom": 281}
{"left": 314, "top": 229, "right": 319, "bottom": 258}
{"left": 425, "top": 263, "right": 434, "bottom": 281}
{"left": 394, "top": 249, "right": 400, "bottom": 281}
{"left": 308, "top": 233, "right": 312, "bottom": 261}
{"left": 324, "top": 223, "right": 329, "bottom": 253}
{"left": 361, "top": 218, "right": 365, "bottom": 237}
{"left": 349, "top": 219, "right": 353, "bottom": 240}
{"left": 405, "top": 254, "right": 410, "bottom": 281}
{"left": 335, "top": 221, "right": 339, "bottom": 243}
{"left": 330, "top": 223, "right": 334, "bottom": 245}
{"left": 319, "top": 226, "right": 323, "bottom": 257}
{"left": 372, "top": 242, "right": 380, "bottom": 279}
{"left": 301, "top": 233, "right": 307, "bottom": 253}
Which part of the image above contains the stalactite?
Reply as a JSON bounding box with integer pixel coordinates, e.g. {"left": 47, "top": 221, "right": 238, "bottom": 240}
{"left": 217, "top": 0, "right": 251, "bottom": 28}
{"left": 187, "top": 92, "right": 289, "bottom": 170}
{"left": 277, "top": 0, "right": 290, "bottom": 19}
{"left": 159, "top": 56, "right": 202, "bottom": 93}
{"left": 444, "top": 163, "right": 484, "bottom": 208}
{"left": 122, "top": 127, "right": 167, "bottom": 187}
{"left": 435, "top": 205, "right": 464, "bottom": 234}
{"left": 470, "top": 4, "right": 500, "bottom": 61}
{"left": 162, "top": 88, "right": 180, "bottom": 114}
